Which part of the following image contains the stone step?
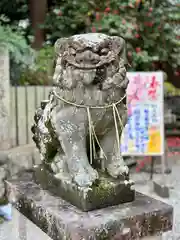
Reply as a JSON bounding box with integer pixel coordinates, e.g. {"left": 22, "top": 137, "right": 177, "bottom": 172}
{"left": 0, "top": 144, "right": 40, "bottom": 176}
{"left": 0, "top": 208, "right": 163, "bottom": 240}
{"left": 0, "top": 207, "right": 52, "bottom": 240}
{"left": 0, "top": 144, "right": 40, "bottom": 198}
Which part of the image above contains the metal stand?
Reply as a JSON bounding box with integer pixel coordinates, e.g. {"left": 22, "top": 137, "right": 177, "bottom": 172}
{"left": 150, "top": 156, "right": 155, "bottom": 180}
{"left": 153, "top": 148, "right": 170, "bottom": 198}
{"left": 153, "top": 77, "right": 170, "bottom": 198}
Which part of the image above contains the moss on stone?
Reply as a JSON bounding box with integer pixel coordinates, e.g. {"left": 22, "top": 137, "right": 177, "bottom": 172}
{"left": 0, "top": 197, "right": 8, "bottom": 224}
{"left": 34, "top": 165, "right": 134, "bottom": 211}
{"left": 0, "top": 196, "right": 8, "bottom": 206}
{"left": 97, "top": 232, "right": 109, "bottom": 240}
{"left": 94, "top": 228, "right": 112, "bottom": 240}
{"left": 0, "top": 217, "right": 4, "bottom": 224}
{"left": 91, "top": 176, "right": 115, "bottom": 203}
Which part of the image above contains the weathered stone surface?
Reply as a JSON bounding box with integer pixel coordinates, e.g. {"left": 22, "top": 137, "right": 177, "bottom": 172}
{"left": 0, "top": 152, "right": 8, "bottom": 166}
{"left": 34, "top": 165, "right": 135, "bottom": 211}
{"left": 153, "top": 180, "right": 170, "bottom": 198}
{"left": 0, "top": 167, "right": 6, "bottom": 181}
{"left": 6, "top": 145, "right": 33, "bottom": 176}
{"left": 0, "top": 144, "right": 40, "bottom": 176}
{"left": 6, "top": 171, "right": 173, "bottom": 240}
{"left": 0, "top": 144, "right": 40, "bottom": 197}
{"left": 0, "top": 47, "right": 10, "bottom": 150}
{"left": 0, "top": 186, "right": 5, "bottom": 198}
{"left": 31, "top": 33, "right": 135, "bottom": 210}
{"left": 32, "top": 147, "right": 41, "bottom": 165}
{"left": 131, "top": 163, "right": 180, "bottom": 239}
{"left": 0, "top": 167, "right": 6, "bottom": 197}
{"left": 31, "top": 33, "right": 130, "bottom": 190}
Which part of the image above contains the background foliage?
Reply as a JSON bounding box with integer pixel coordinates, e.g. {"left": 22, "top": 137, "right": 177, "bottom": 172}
{"left": 43, "top": 0, "right": 180, "bottom": 87}
{"left": 19, "top": 46, "right": 54, "bottom": 85}
{"left": 0, "top": 0, "right": 179, "bottom": 86}
{"left": 0, "top": 21, "right": 34, "bottom": 84}
{"left": 91, "top": 0, "right": 180, "bottom": 72}
{"left": 45, "top": 0, "right": 180, "bottom": 72}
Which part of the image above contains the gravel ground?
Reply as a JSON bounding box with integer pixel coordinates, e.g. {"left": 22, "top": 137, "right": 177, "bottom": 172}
{"left": 131, "top": 161, "right": 180, "bottom": 240}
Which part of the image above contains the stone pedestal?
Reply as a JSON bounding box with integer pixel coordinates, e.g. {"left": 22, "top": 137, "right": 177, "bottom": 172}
{"left": 0, "top": 46, "right": 10, "bottom": 150}
{"left": 33, "top": 165, "right": 135, "bottom": 211}
{"left": 6, "top": 171, "right": 173, "bottom": 240}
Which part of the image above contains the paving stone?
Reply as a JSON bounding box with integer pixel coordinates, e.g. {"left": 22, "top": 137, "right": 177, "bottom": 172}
{"left": 0, "top": 207, "right": 52, "bottom": 240}
{"left": 131, "top": 162, "right": 180, "bottom": 240}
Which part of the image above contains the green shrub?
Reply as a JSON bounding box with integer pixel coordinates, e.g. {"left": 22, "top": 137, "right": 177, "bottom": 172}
{"left": 19, "top": 46, "right": 55, "bottom": 85}
{"left": 0, "top": 22, "right": 34, "bottom": 84}
{"left": 44, "top": 0, "right": 179, "bottom": 74}
{"left": 91, "top": 0, "right": 180, "bottom": 72}
{"left": 0, "top": 20, "right": 54, "bottom": 86}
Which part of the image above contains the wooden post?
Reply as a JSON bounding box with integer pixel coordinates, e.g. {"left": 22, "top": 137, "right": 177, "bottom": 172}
{"left": 150, "top": 157, "right": 155, "bottom": 180}
{"left": 29, "top": 0, "right": 47, "bottom": 49}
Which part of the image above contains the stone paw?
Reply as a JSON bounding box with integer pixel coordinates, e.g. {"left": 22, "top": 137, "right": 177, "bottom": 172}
{"left": 107, "top": 163, "right": 129, "bottom": 179}
{"left": 73, "top": 167, "right": 99, "bottom": 188}
{"left": 51, "top": 154, "right": 68, "bottom": 174}
{"left": 87, "top": 166, "right": 99, "bottom": 184}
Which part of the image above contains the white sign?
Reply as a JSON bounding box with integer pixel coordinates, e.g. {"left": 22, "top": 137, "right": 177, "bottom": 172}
{"left": 121, "top": 72, "right": 164, "bottom": 156}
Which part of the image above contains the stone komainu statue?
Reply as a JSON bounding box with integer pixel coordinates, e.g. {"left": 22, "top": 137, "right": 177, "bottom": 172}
{"left": 32, "top": 33, "right": 130, "bottom": 188}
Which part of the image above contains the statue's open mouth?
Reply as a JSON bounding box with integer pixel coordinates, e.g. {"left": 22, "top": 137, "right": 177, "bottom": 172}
{"left": 63, "top": 54, "right": 117, "bottom": 70}
{"left": 66, "top": 61, "right": 104, "bottom": 70}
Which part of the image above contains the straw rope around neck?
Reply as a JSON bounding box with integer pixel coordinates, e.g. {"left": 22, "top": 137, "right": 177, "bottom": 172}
{"left": 52, "top": 89, "right": 126, "bottom": 109}
{"left": 51, "top": 89, "right": 125, "bottom": 167}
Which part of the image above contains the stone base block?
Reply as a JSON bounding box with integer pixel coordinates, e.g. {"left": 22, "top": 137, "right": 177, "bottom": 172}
{"left": 0, "top": 144, "right": 40, "bottom": 176}
{"left": 153, "top": 180, "right": 170, "bottom": 198}
{"left": 33, "top": 165, "right": 135, "bottom": 211}
{"left": 6, "top": 171, "right": 173, "bottom": 240}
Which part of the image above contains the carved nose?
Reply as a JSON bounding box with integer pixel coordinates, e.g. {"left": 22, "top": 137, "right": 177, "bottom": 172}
{"left": 76, "top": 50, "right": 100, "bottom": 64}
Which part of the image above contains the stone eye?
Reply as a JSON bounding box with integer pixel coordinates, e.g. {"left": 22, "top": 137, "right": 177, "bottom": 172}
{"left": 101, "top": 48, "right": 109, "bottom": 55}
